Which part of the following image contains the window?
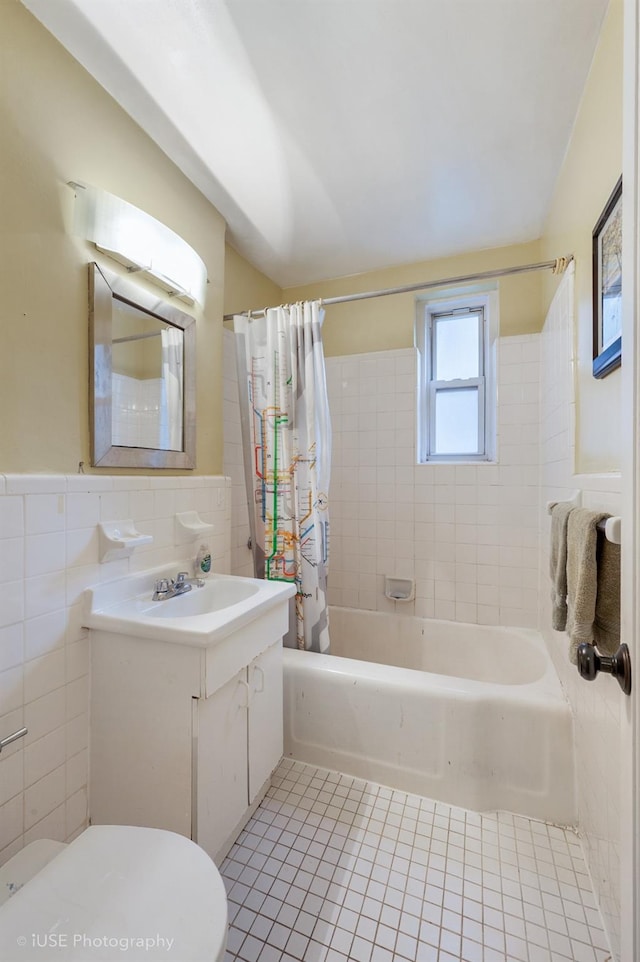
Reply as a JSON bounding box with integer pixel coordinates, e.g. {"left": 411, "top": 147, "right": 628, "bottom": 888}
{"left": 416, "top": 292, "right": 496, "bottom": 462}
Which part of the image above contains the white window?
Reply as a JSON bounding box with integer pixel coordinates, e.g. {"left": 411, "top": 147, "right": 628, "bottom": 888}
{"left": 416, "top": 291, "right": 497, "bottom": 462}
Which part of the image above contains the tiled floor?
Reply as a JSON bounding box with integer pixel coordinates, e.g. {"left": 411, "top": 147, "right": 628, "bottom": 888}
{"left": 220, "top": 759, "right": 611, "bottom": 962}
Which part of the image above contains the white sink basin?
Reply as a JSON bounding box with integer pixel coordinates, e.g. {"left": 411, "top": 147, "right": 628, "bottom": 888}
{"left": 146, "top": 579, "right": 260, "bottom": 618}
{"left": 82, "top": 565, "right": 295, "bottom": 648}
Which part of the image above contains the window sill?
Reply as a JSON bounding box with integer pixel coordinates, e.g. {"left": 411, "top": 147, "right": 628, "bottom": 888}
{"left": 417, "top": 459, "right": 498, "bottom": 466}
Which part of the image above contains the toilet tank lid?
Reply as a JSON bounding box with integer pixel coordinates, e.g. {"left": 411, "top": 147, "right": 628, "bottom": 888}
{"left": 0, "top": 826, "right": 228, "bottom": 962}
{"left": 0, "top": 839, "right": 67, "bottom": 908}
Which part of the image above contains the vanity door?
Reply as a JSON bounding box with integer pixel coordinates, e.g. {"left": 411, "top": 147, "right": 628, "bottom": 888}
{"left": 248, "top": 640, "right": 283, "bottom": 803}
{"left": 195, "top": 669, "right": 248, "bottom": 862}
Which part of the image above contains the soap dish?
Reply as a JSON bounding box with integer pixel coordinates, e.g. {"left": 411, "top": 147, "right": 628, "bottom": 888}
{"left": 98, "top": 520, "right": 153, "bottom": 563}
{"left": 384, "top": 576, "right": 415, "bottom": 602}
{"left": 174, "top": 511, "right": 215, "bottom": 545}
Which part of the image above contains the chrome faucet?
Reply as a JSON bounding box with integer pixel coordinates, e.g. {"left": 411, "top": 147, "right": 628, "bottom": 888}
{"left": 152, "top": 571, "right": 205, "bottom": 601}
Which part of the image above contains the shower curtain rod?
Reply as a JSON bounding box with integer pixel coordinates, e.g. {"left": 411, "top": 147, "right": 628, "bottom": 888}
{"left": 223, "top": 255, "right": 573, "bottom": 322}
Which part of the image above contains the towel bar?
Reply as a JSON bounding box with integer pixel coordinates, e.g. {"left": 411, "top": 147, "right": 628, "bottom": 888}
{"left": 600, "top": 516, "right": 621, "bottom": 544}
{"left": 0, "top": 727, "right": 27, "bottom": 753}
{"left": 546, "top": 501, "right": 621, "bottom": 545}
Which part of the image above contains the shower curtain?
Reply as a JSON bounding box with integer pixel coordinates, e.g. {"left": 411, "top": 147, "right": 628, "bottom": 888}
{"left": 234, "top": 302, "right": 331, "bottom": 653}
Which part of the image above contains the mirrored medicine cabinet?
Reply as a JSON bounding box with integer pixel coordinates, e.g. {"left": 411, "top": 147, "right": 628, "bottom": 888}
{"left": 89, "top": 262, "right": 196, "bottom": 468}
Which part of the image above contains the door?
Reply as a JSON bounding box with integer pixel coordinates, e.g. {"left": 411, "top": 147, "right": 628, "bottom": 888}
{"left": 620, "top": 2, "right": 640, "bottom": 957}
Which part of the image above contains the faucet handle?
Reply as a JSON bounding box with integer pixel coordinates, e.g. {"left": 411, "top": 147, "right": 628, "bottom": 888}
{"left": 153, "top": 578, "right": 171, "bottom": 597}
{"left": 174, "top": 571, "right": 204, "bottom": 588}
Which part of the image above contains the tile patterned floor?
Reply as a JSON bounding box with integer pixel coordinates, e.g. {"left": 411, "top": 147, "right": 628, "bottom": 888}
{"left": 220, "top": 759, "right": 611, "bottom": 962}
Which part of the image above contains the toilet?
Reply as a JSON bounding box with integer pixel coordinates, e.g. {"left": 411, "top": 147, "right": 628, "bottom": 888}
{"left": 0, "top": 825, "right": 228, "bottom": 961}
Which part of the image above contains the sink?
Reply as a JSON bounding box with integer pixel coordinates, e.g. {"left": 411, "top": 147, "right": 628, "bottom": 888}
{"left": 82, "top": 565, "right": 295, "bottom": 648}
{"left": 146, "top": 579, "right": 260, "bottom": 618}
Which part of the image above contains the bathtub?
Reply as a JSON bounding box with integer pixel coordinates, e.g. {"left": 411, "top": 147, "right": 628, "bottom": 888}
{"left": 283, "top": 607, "right": 576, "bottom": 824}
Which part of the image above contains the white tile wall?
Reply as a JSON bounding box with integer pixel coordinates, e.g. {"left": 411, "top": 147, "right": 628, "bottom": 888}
{"left": 326, "top": 338, "right": 540, "bottom": 628}
{"left": 223, "top": 332, "right": 541, "bottom": 625}
{"left": 224, "top": 329, "right": 255, "bottom": 578}
{"left": 0, "top": 473, "right": 231, "bottom": 867}
{"left": 112, "top": 374, "right": 164, "bottom": 449}
{"left": 537, "top": 268, "right": 621, "bottom": 959}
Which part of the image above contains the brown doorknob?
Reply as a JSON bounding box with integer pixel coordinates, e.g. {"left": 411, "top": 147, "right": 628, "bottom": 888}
{"left": 576, "top": 642, "right": 632, "bottom": 696}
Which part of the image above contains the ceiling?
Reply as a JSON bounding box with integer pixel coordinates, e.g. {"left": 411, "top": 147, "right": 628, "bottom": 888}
{"left": 23, "top": 0, "right": 609, "bottom": 288}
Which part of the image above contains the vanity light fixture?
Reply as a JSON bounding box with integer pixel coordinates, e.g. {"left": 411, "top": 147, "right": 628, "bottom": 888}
{"left": 68, "top": 181, "right": 207, "bottom": 307}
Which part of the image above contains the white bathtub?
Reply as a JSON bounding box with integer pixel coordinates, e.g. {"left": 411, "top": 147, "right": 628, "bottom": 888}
{"left": 283, "top": 607, "right": 576, "bottom": 824}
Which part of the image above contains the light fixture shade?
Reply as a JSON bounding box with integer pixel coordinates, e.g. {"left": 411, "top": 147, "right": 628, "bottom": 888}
{"left": 71, "top": 182, "right": 207, "bottom": 307}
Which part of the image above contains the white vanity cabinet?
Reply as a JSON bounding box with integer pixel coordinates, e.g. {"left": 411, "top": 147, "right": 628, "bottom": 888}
{"left": 89, "top": 613, "right": 288, "bottom": 864}
{"left": 195, "top": 641, "right": 283, "bottom": 860}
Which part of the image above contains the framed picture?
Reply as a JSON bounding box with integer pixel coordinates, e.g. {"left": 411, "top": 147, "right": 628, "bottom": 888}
{"left": 592, "top": 175, "right": 622, "bottom": 378}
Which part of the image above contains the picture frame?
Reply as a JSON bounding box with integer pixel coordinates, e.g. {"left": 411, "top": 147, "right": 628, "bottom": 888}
{"left": 592, "top": 175, "right": 622, "bottom": 378}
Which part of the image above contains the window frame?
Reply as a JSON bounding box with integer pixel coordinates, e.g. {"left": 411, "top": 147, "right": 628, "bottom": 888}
{"left": 416, "top": 290, "right": 497, "bottom": 463}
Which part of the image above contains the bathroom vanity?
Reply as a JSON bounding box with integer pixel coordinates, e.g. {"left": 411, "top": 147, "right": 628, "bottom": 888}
{"left": 83, "top": 568, "right": 295, "bottom": 863}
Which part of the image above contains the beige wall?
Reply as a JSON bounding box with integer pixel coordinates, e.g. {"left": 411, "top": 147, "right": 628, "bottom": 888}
{"left": 0, "top": 0, "right": 226, "bottom": 475}
{"left": 541, "top": 0, "right": 623, "bottom": 474}
{"left": 284, "top": 240, "right": 545, "bottom": 357}
{"left": 4, "top": 0, "right": 620, "bottom": 476}
{"left": 223, "top": 244, "right": 282, "bottom": 319}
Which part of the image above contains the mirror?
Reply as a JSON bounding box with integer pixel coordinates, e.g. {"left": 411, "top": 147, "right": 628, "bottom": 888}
{"left": 89, "top": 262, "right": 196, "bottom": 468}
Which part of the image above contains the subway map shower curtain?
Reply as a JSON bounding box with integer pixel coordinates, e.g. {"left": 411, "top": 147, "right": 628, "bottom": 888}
{"left": 234, "top": 302, "right": 331, "bottom": 653}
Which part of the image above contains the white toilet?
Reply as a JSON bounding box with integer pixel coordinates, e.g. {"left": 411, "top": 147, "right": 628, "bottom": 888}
{"left": 0, "top": 825, "right": 228, "bottom": 961}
